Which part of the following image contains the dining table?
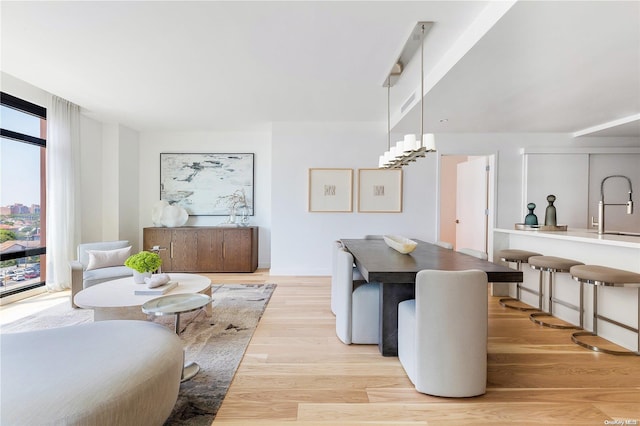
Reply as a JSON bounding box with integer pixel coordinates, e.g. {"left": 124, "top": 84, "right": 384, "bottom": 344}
{"left": 341, "top": 238, "right": 524, "bottom": 356}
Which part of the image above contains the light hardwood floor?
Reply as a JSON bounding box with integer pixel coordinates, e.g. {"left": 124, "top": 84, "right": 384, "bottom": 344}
{"left": 210, "top": 271, "right": 640, "bottom": 425}
{"left": 3, "top": 271, "right": 638, "bottom": 424}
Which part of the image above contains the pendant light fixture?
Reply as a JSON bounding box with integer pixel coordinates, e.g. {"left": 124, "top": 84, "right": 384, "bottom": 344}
{"left": 379, "top": 22, "right": 436, "bottom": 169}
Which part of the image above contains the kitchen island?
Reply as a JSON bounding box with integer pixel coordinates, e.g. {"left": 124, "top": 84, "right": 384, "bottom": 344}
{"left": 493, "top": 228, "right": 640, "bottom": 352}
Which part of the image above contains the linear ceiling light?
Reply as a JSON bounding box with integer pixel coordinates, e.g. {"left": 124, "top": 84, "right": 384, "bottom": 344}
{"left": 379, "top": 22, "right": 436, "bottom": 169}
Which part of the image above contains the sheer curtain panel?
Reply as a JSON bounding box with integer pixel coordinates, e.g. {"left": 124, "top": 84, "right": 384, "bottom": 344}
{"left": 46, "top": 96, "right": 81, "bottom": 291}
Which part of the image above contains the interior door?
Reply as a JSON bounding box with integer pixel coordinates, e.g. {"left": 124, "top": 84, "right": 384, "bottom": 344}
{"left": 456, "top": 157, "right": 488, "bottom": 252}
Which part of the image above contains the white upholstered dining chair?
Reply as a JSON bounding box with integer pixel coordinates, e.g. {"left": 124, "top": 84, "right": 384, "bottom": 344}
{"left": 331, "top": 240, "right": 364, "bottom": 315}
{"left": 334, "top": 248, "right": 380, "bottom": 344}
{"left": 397, "top": 269, "right": 488, "bottom": 397}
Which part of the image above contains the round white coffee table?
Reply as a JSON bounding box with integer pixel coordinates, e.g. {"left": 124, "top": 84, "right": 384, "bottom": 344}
{"left": 74, "top": 273, "right": 211, "bottom": 321}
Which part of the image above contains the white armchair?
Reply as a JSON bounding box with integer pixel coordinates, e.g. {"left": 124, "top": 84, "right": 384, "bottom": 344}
{"left": 334, "top": 247, "right": 380, "bottom": 344}
{"left": 70, "top": 240, "right": 133, "bottom": 308}
{"left": 398, "top": 269, "right": 488, "bottom": 397}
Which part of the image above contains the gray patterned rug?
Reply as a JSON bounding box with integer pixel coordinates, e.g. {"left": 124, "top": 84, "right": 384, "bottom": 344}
{"left": 0, "top": 283, "right": 276, "bottom": 426}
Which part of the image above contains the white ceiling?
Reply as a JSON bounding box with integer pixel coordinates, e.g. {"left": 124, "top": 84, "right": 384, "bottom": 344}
{"left": 1, "top": 1, "right": 639, "bottom": 138}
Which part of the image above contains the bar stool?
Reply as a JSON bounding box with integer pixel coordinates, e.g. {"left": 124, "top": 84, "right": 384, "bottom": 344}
{"left": 570, "top": 265, "right": 640, "bottom": 356}
{"left": 528, "top": 256, "right": 584, "bottom": 329}
{"left": 497, "top": 249, "right": 542, "bottom": 311}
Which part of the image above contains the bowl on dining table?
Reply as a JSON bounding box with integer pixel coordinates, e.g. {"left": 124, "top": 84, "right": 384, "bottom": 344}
{"left": 383, "top": 235, "right": 418, "bottom": 254}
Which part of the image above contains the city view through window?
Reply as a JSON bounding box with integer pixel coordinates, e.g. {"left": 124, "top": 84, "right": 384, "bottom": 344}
{"left": 0, "top": 99, "right": 47, "bottom": 297}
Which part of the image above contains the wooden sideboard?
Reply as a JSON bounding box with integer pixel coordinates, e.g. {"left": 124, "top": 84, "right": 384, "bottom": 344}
{"left": 143, "top": 226, "right": 258, "bottom": 273}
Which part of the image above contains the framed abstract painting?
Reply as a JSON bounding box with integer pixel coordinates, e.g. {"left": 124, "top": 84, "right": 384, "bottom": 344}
{"left": 160, "top": 153, "right": 254, "bottom": 216}
{"left": 308, "top": 168, "right": 353, "bottom": 212}
{"left": 357, "top": 168, "right": 403, "bottom": 212}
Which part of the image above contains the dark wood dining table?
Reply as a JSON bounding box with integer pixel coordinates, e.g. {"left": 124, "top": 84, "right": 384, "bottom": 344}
{"left": 341, "top": 238, "right": 523, "bottom": 356}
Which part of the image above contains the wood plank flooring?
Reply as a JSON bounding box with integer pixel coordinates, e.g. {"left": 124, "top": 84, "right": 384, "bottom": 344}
{"left": 209, "top": 271, "right": 640, "bottom": 425}
{"left": 4, "top": 271, "right": 637, "bottom": 424}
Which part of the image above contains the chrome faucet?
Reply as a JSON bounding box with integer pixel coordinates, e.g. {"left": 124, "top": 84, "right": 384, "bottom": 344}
{"left": 597, "top": 175, "right": 634, "bottom": 234}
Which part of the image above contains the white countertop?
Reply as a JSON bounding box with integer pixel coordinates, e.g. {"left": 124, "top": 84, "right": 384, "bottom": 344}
{"left": 494, "top": 228, "right": 640, "bottom": 249}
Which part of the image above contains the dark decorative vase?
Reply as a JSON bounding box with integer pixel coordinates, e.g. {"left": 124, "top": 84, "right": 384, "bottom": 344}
{"left": 544, "top": 195, "right": 557, "bottom": 226}
{"left": 524, "top": 203, "right": 538, "bottom": 226}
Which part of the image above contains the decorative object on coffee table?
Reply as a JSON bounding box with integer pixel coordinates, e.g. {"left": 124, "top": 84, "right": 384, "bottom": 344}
{"left": 125, "top": 251, "right": 162, "bottom": 283}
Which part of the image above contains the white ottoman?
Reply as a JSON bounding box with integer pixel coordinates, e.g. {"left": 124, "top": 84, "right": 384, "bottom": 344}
{"left": 1, "top": 320, "right": 184, "bottom": 426}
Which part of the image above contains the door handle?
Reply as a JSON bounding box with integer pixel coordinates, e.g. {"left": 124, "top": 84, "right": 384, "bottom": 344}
{"left": 455, "top": 219, "right": 460, "bottom": 224}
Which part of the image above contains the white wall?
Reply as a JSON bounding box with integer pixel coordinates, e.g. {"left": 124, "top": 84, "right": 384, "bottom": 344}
{"left": 525, "top": 153, "right": 590, "bottom": 228}
{"left": 5, "top": 73, "right": 639, "bottom": 276}
{"left": 101, "top": 124, "right": 120, "bottom": 240}
{"left": 96, "top": 123, "right": 141, "bottom": 248}
{"left": 270, "top": 122, "right": 437, "bottom": 275}
{"left": 432, "top": 133, "right": 573, "bottom": 229}
{"left": 118, "top": 125, "right": 141, "bottom": 249}
{"left": 137, "top": 130, "right": 272, "bottom": 268}
{"left": 79, "top": 115, "right": 103, "bottom": 242}
{"left": 270, "top": 126, "right": 640, "bottom": 275}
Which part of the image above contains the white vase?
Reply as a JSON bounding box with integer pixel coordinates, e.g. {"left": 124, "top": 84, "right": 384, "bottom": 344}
{"left": 132, "top": 270, "right": 152, "bottom": 284}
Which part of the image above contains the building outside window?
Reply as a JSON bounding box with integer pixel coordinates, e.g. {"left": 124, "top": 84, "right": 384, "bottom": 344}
{"left": 0, "top": 92, "right": 47, "bottom": 302}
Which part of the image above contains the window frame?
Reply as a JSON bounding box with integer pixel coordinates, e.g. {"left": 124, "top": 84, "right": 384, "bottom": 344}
{"left": 1, "top": 91, "right": 47, "bottom": 297}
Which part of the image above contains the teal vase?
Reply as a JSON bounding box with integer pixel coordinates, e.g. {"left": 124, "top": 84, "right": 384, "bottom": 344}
{"left": 524, "top": 203, "right": 538, "bottom": 226}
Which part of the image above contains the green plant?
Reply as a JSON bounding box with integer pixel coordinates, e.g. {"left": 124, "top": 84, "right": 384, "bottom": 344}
{"left": 124, "top": 251, "right": 162, "bottom": 273}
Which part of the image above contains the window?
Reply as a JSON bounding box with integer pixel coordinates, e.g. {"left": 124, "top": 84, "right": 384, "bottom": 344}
{"left": 0, "top": 92, "right": 47, "bottom": 299}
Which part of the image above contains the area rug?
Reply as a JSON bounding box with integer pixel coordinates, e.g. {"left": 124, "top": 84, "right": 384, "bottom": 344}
{"left": 0, "top": 283, "right": 276, "bottom": 425}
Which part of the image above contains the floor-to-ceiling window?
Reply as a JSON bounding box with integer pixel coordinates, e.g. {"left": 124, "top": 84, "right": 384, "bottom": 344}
{"left": 0, "top": 92, "right": 47, "bottom": 302}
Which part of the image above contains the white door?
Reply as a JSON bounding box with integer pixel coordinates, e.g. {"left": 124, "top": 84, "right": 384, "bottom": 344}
{"left": 456, "top": 157, "right": 488, "bottom": 252}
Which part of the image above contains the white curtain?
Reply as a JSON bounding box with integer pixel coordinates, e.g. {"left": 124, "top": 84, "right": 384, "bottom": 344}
{"left": 46, "top": 96, "right": 81, "bottom": 291}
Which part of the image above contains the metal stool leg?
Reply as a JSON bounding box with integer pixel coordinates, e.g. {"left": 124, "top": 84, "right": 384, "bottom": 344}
{"left": 572, "top": 284, "right": 638, "bottom": 355}
{"left": 530, "top": 269, "right": 581, "bottom": 329}
{"left": 499, "top": 261, "right": 539, "bottom": 311}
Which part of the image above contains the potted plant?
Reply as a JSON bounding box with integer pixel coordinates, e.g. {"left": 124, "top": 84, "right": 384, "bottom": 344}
{"left": 125, "top": 251, "right": 162, "bottom": 283}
